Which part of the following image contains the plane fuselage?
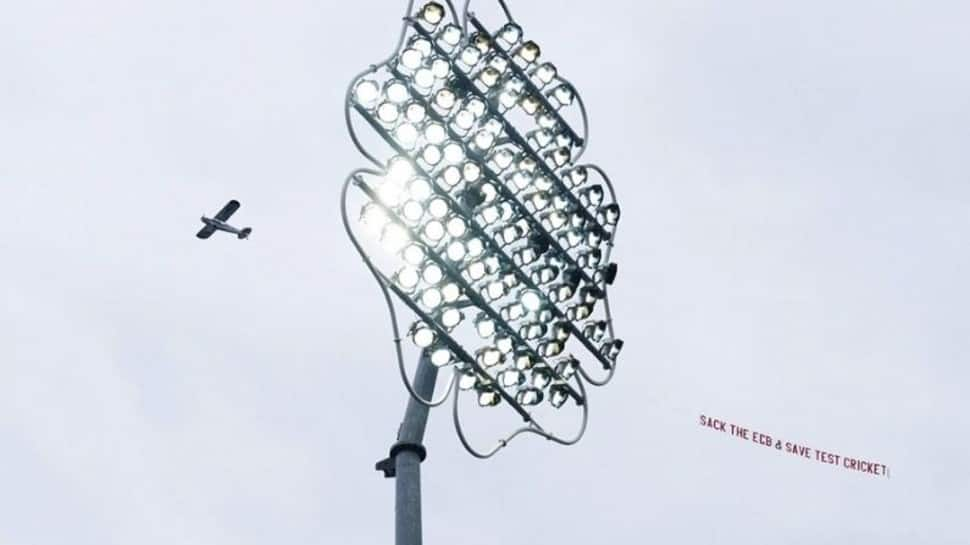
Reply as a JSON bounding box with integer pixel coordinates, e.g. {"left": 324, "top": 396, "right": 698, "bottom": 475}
{"left": 201, "top": 216, "right": 247, "bottom": 237}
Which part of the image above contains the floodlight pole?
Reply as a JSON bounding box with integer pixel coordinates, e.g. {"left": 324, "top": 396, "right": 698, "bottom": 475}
{"left": 376, "top": 350, "right": 438, "bottom": 545}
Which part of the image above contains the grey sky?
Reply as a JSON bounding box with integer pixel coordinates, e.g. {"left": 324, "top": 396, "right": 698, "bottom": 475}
{"left": 2, "top": 0, "right": 968, "bottom": 543}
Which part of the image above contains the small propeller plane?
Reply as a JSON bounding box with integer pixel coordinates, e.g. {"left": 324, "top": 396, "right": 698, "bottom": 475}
{"left": 196, "top": 200, "right": 252, "bottom": 240}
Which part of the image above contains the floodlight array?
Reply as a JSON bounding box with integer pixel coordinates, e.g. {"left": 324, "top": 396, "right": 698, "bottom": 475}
{"left": 342, "top": 0, "right": 622, "bottom": 456}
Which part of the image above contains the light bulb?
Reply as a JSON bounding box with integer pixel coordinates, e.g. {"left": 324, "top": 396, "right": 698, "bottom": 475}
{"left": 422, "top": 263, "right": 443, "bottom": 284}
{"left": 407, "top": 177, "right": 432, "bottom": 201}
{"left": 397, "top": 266, "right": 420, "bottom": 290}
{"left": 354, "top": 80, "right": 379, "bottom": 106}
{"left": 423, "top": 219, "right": 445, "bottom": 241}
{"left": 430, "top": 347, "right": 453, "bottom": 366}
{"left": 386, "top": 80, "right": 409, "bottom": 103}
{"left": 410, "top": 321, "right": 436, "bottom": 347}
{"left": 441, "top": 308, "right": 463, "bottom": 328}
{"left": 420, "top": 287, "right": 443, "bottom": 309}
{"left": 400, "top": 48, "right": 423, "bottom": 70}
{"left": 395, "top": 123, "right": 419, "bottom": 148}
{"left": 419, "top": 2, "right": 445, "bottom": 25}
{"left": 386, "top": 157, "right": 414, "bottom": 185}
{"left": 377, "top": 102, "right": 399, "bottom": 123}
{"left": 424, "top": 123, "right": 446, "bottom": 144}
{"left": 381, "top": 223, "right": 409, "bottom": 252}
{"left": 516, "top": 387, "right": 542, "bottom": 406}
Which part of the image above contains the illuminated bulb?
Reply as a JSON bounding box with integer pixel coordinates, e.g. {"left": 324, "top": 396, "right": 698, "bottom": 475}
{"left": 498, "top": 368, "right": 524, "bottom": 388}
{"left": 410, "top": 37, "right": 432, "bottom": 56}
{"left": 458, "top": 371, "right": 478, "bottom": 390}
{"left": 520, "top": 95, "right": 540, "bottom": 115}
{"left": 402, "top": 244, "right": 424, "bottom": 265}
{"left": 499, "top": 89, "right": 519, "bottom": 110}
{"left": 359, "top": 203, "right": 388, "bottom": 232}
{"left": 396, "top": 266, "right": 420, "bottom": 290}
{"left": 441, "top": 308, "right": 463, "bottom": 329}
{"left": 354, "top": 80, "right": 379, "bottom": 106}
{"left": 381, "top": 223, "right": 409, "bottom": 251}
{"left": 406, "top": 103, "right": 427, "bottom": 123}
{"left": 386, "top": 80, "right": 409, "bottom": 103}
{"left": 386, "top": 157, "right": 414, "bottom": 185}
{"left": 460, "top": 46, "right": 481, "bottom": 67}
{"left": 485, "top": 281, "right": 505, "bottom": 300}
{"left": 555, "top": 356, "right": 579, "bottom": 380}
{"left": 443, "top": 142, "right": 464, "bottom": 164}
{"left": 431, "top": 347, "right": 453, "bottom": 367}
{"left": 463, "top": 162, "right": 481, "bottom": 182}
{"left": 479, "top": 67, "right": 501, "bottom": 87}
{"left": 410, "top": 321, "right": 436, "bottom": 347}
{"left": 467, "top": 260, "right": 486, "bottom": 280}
{"left": 442, "top": 165, "right": 461, "bottom": 186}
{"left": 408, "top": 178, "right": 432, "bottom": 201}
{"left": 402, "top": 200, "right": 424, "bottom": 222}
{"left": 477, "top": 386, "right": 501, "bottom": 407}
{"left": 549, "top": 383, "right": 570, "bottom": 408}
{"left": 513, "top": 351, "right": 534, "bottom": 370}
{"left": 532, "top": 366, "right": 552, "bottom": 389}
{"left": 466, "top": 238, "right": 484, "bottom": 257}
{"left": 472, "top": 32, "right": 490, "bottom": 52}
{"left": 539, "top": 340, "right": 563, "bottom": 357}
{"left": 400, "top": 48, "right": 423, "bottom": 70}
{"left": 423, "top": 219, "right": 445, "bottom": 241}
{"left": 476, "top": 347, "right": 503, "bottom": 367}
{"left": 421, "top": 287, "right": 443, "bottom": 308}
{"left": 480, "top": 206, "right": 500, "bottom": 225}
{"left": 439, "top": 25, "right": 462, "bottom": 48}
{"left": 441, "top": 282, "right": 460, "bottom": 302}
{"left": 427, "top": 197, "right": 449, "bottom": 218}
{"left": 376, "top": 182, "right": 403, "bottom": 207}
{"left": 537, "top": 113, "right": 556, "bottom": 129}
{"left": 446, "top": 240, "right": 466, "bottom": 261}
{"left": 396, "top": 123, "right": 419, "bottom": 148}
{"left": 414, "top": 68, "right": 434, "bottom": 89}
{"left": 498, "top": 23, "right": 522, "bottom": 45}
{"left": 491, "top": 149, "right": 515, "bottom": 170}
{"left": 422, "top": 263, "right": 443, "bottom": 284}
{"left": 475, "top": 314, "right": 495, "bottom": 338}
{"left": 419, "top": 1, "right": 445, "bottom": 25}
{"left": 550, "top": 147, "right": 570, "bottom": 167}
{"left": 521, "top": 290, "right": 542, "bottom": 311}
{"left": 434, "top": 88, "right": 456, "bottom": 110}
{"left": 422, "top": 145, "right": 442, "bottom": 165}
{"left": 425, "top": 123, "right": 446, "bottom": 144}
{"left": 377, "top": 102, "right": 399, "bottom": 123}
{"left": 552, "top": 84, "right": 573, "bottom": 106}
{"left": 446, "top": 217, "right": 466, "bottom": 237}
{"left": 474, "top": 130, "right": 495, "bottom": 149}
{"left": 516, "top": 41, "right": 541, "bottom": 64}
{"left": 431, "top": 58, "right": 450, "bottom": 79}
{"left": 466, "top": 98, "right": 486, "bottom": 118}
{"left": 516, "top": 387, "right": 542, "bottom": 406}
{"left": 533, "top": 63, "right": 557, "bottom": 86}
{"left": 501, "top": 302, "right": 525, "bottom": 321}
{"left": 454, "top": 110, "right": 475, "bottom": 130}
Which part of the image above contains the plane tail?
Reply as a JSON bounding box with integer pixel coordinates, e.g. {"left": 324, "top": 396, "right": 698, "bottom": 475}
{"left": 238, "top": 227, "right": 252, "bottom": 239}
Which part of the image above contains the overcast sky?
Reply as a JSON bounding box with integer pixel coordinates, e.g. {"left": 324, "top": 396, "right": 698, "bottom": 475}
{"left": 2, "top": 0, "right": 968, "bottom": 543}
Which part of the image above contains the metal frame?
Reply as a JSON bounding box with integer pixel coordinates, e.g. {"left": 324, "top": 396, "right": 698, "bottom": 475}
{"left": 341, "top": 0, "right": 621, "bottom": 457}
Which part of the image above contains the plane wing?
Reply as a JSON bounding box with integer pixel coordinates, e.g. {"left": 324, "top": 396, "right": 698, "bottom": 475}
{"left": 214, "top": 200, "right": 240, "bottom": 221}
{"left": 196, "top": 225, "right": 217, "bottom": 239}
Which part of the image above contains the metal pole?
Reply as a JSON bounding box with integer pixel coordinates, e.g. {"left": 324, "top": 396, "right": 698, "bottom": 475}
{"left": 375, "top": 351, "right": 438, "bottom": 545}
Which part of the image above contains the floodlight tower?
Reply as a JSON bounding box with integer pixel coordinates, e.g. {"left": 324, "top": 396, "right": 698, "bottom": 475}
{"left": 340, "top": 1, "right": 623, "bottom": 543}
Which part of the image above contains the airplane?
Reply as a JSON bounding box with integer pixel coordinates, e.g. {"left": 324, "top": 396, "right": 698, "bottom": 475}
{"left": 196, "top": 200, "right": 252, "bottom": 239}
